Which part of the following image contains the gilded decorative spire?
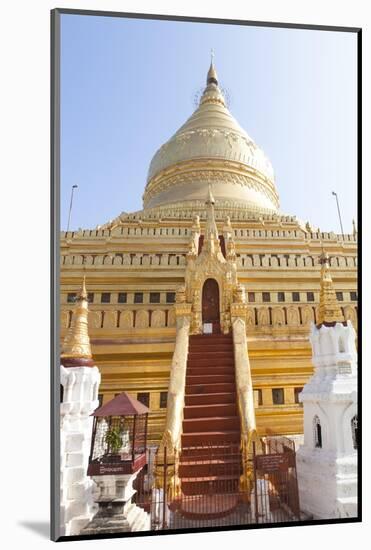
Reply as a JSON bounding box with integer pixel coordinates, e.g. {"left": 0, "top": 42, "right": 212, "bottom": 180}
{"left": 207, "top": 49, "right": 218, "bottom": 85}
{"left": 200, "top": 54, "right": 226, "bottom": 107}
{"left": 203, "top": 183, "right": 221, "bottom": 256}
{"left": 317, "top": 250, "right": 344, "bottom": 326}
{"left": 61, "top": 276, "right": 94, "bottom": 367}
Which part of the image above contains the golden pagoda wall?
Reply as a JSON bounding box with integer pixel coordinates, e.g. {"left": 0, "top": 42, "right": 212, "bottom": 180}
{"left": 60, "top": 217, "right": 357, "bottom": 444}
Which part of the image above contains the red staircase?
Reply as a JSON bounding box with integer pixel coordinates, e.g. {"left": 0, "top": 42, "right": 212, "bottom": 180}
{"left": 178, "top": 333, "right": 242, "bottom": 518}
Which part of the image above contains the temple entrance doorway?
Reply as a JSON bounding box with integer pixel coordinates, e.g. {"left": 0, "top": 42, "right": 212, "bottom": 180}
{"left": 202, "top": 278, "right": 220, "bottom": 333}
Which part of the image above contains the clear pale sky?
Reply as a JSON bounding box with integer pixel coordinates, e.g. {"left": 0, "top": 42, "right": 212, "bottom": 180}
{"left": 60, "top": 14, "right": 357, "bottom": 233}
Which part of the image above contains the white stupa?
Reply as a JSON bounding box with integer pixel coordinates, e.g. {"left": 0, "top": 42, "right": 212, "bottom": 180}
{"left": 296, "top": 251, "right": 358, "bottom": 519}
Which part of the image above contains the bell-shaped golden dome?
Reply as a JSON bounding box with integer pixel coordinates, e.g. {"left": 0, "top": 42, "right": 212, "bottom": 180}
{"left": 143, "top": 61, "right": 279, "bottom": 216}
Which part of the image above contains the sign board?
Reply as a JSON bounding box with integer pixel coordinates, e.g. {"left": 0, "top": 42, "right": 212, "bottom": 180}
{"left": 254, "top": 453, "right": 293, "bottom": 473}
{"left": 203, "top": 323, "right": 213, "bottom": 334}
{"left": 87, "top": 453, "right": 146, "bottom": 476}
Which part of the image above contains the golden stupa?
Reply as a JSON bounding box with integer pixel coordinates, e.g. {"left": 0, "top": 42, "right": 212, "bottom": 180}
{"left": 60, "top": 60, "right": 358, "bottom": 444}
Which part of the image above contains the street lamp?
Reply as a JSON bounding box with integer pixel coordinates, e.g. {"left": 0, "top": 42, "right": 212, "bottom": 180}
{"left": 66, "top": 184, "right": 78, "bottom": 233}
{"left": 331, "top": 191, "right": 344, "bottom": 239}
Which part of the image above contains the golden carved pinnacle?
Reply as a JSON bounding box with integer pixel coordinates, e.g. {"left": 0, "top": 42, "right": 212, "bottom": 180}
{"left": 61, "top": 276, "right": 92, "bottom": 360}
{"left": 317, "top": 250, "right": 344, "bottom": 326}
{"left": 207, "top": 50, "right": 218, "bottom": 85}
{"left": 200, "top": 56, "right": 226, "bottom": 107}
{"left": 203, "top": 183, "right": 220, "bottom": 256}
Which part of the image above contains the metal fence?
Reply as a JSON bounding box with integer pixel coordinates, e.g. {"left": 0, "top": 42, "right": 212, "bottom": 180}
{"left": 134, "top": 437, "right": 300, "bottom": 531}
{"left": 253, "top": 439, "right": 301, "bottom": 523}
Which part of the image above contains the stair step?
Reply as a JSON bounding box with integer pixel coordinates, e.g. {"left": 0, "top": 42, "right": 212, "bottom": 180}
{"left": 182, "top": 430, "right": 240, "bottom": 445}
{"left": 189, "top": 355, "right": 234, "bottom": 360}
{"left": 187, "top": 359, "right": 235, "bottom": 368}
{"left": 189, "top": 351, "right": 233, "bottom": 357}
{"left": 179, "top": 494, "right": 239, "bottom": 520}
{"left": 180, "top": 475, "right": 240, "bottom": 496}
{"left": 180, "top": 457, "right": 241, "bottom": 466}
{"left": 181, "top": 444, "right": 240, "bottom": 458}
{"left": 179, "top": 466, "right": 241, "bottom": 479}
{"left": 179, "top": 459, "right": 241, "bottom": 477}
{"left": 181, "top": 474, "right": 239, "bottom": 482}
{"left": 186, "top": 374, "right": 235, "bottom": 385}
{"left": 183, "top": 416, "right": 240, "bottom": 433}
{"left": 189, "top": 338, "right": 233, "bottom": 348}
{"left": 185, "top": 382, "right": 236, "bottom": 394}
{"left": 185, "top": 392, "right": 237, "bottom": 406}
{"left": 189, "top": 345, "right": 234, "bottom": 352}
{"left": 188, "top": 350, "right": 234, "bottom": 362}
{"left": 187, "top": 364, "right": 235, "bottom": 372}
{"left": 184, "top": 403, "right": 238, "bottom": 419}
{"left": 188, "top": 340, "right": 233, "bottom": 351}
{"left": 187, "top": 367, "right": 234, "bottom": 377}
{"left": 181, "top": 453, "right": 241, "bottom": 463}
{"left": 189, "top": 352, "right": 233, "bottom": 358}
{"left": 190, "top": 334, "right": 232, "bottom": 338}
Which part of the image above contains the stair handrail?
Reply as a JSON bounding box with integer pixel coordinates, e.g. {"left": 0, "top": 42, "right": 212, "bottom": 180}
{"left": 154, "top": 297, "right": 192, "bottom": 499}
{"left": 231, "top": 310, "right": 258, "bottom": 496}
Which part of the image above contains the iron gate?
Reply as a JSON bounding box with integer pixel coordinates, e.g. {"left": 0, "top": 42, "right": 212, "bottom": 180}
{"left": 252, "top": 438, "right": 301, "bottom": 523}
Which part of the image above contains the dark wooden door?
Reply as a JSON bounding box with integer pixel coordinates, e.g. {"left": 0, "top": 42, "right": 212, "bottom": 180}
{"left": 202, "top": 278, "right": 220, "bottom": 324}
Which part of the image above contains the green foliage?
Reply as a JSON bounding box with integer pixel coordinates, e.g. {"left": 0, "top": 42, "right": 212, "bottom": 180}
{"left": 105, "top": 427, "right": 123, "bottom": 454}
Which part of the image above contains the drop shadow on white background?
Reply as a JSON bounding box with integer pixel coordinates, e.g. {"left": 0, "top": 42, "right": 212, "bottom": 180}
{"left": 18, "top": 522, "right": 49, "bottom": 539}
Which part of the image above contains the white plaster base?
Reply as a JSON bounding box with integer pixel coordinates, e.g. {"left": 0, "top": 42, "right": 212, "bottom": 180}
{"left": 296, "top": 447, "right": 357, "bottom": 519}
{"left": 81, "top": 472, "right": 150, "bottom": 535}
{"left": 60, "top": 365, "right": 101, "bottom": 536}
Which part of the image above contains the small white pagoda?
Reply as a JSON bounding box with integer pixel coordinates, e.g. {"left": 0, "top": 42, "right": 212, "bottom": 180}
{"left": 296, "top": 251, "right": 358, "bottom": 519}
{"left": 59, "top": 277, "right": 101, "bottom": 536}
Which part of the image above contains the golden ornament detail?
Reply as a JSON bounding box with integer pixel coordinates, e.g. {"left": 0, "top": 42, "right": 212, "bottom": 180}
{"left": 61, "top": 276, "right": 94, "bottom": 366}
{"left": 317, "top": 251, "right": 344, "bottom": 326}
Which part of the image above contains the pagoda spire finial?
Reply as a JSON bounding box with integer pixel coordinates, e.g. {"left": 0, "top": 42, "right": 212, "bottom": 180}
{"left": 61, "top": 276, "right": 93, "bottom": 367}
{"left": 207, "top": 49, "right": 218, "bottom": 85}
{"left": 200, "top": 52, "right": 226, "bottom": 107}
{"left": 317, "top": 249, "right": 344, "bottom": 326}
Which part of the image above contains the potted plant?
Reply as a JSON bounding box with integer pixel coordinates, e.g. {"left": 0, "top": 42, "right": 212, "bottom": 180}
{"left": 104, "top": 426, "right": 123, "bottom": 460}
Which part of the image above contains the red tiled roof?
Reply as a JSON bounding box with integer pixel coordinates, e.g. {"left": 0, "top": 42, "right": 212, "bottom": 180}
{"left": 92, "top": 392, "right": 150, "bottom": 416}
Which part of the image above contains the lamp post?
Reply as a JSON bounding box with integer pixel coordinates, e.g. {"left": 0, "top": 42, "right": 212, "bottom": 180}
{"left": 331, "top": 191, "right": 344, "bottom": 239}
{"left": 67, "top": 184, "right": 78, "bottom": 233}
